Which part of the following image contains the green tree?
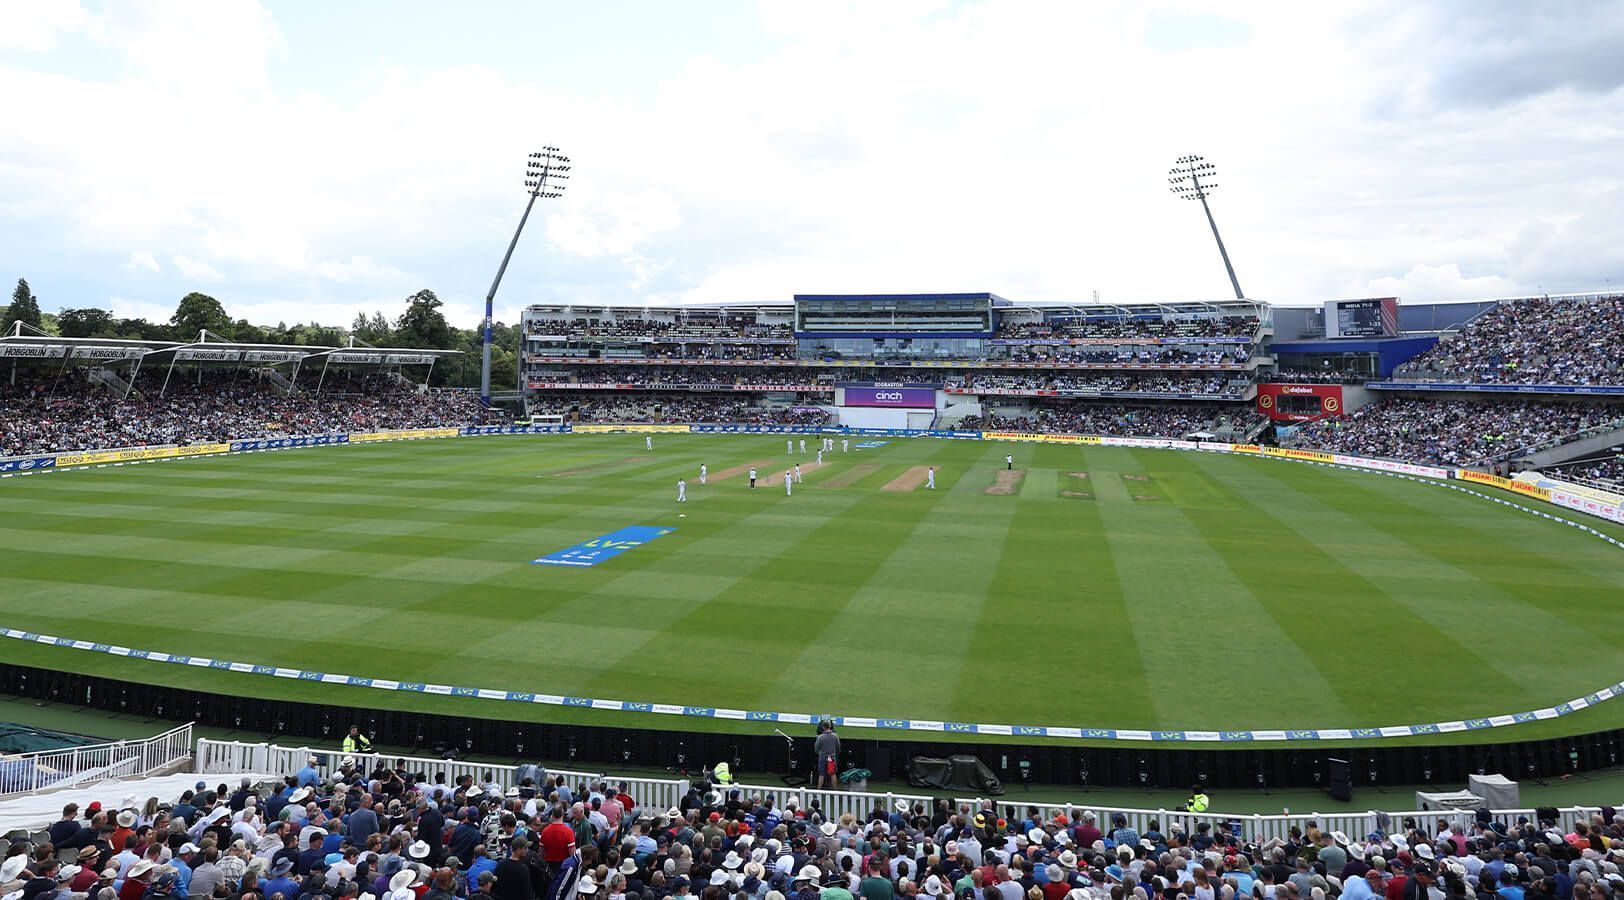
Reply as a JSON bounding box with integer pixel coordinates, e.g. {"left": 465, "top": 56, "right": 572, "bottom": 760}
{"left": 350, "top": 310, "right": 392, "bottom": 345}
{"left": 232, "top": 319, "right": 268, "bottom": 344}
{"left": 57, "top": 307, "right": 116, "bottom": 337}
{"left": 394, "top": 289, "right": 454, "bottom": 349}
{"left": 2, "top": 278, "right": 43, "bottom": 333}
{"left": 170, "top": 292, "right": 231, "bottom": 339}
{"left": 112, "top": 317, "right": 170, "bottom": 341}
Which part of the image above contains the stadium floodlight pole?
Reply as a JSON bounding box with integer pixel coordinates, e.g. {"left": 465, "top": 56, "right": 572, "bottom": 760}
{"left": 480, "top": 146, "right": 571, "bottom": 405}
{"left": 1169, "top": 154, "right": 1245, "bottom": 300}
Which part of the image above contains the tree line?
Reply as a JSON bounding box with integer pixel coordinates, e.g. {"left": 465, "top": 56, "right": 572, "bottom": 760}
{"left": 1, "top": 279, "right": 519, "bottom": 390}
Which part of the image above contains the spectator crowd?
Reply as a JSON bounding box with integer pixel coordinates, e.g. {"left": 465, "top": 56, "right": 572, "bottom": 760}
{"left": 1287, "top": 399, "right": 1624, "bottom": 466}
{"left": 527, "top": 394, "right": 828, "bottom": 426}
{"left": 0, "top": 371, "right": 508, "bottom": 459}
{"left": 527, "top": 369, "right": 820, "bottom": 391}
{"left": 957, "top": 404, "right": 1257, "bottom": 439}
{"left": 10, "top": 764, "right": 1623, "bottom": 900}
{"left": 993, "top": 346, "right": 1249, "bottom": 367}
{"left": 994, "top": 315, "right": 1260, "bottom": 342}
{"left": 1395, "top": 296, "right": 1624, "bottom": 386}
{"left": 1544, "top": 457, "right": 1624, "bottom": 488}
{"left": 527, "top": 318, "right": 793, "bottom": 341}
{"left": 951, "top": 374, "right": 1247, "bottom": 397}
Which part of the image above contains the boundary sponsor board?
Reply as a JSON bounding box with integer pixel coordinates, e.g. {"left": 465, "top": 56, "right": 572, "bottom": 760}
{"left": 572, "top": 423, "right": 690, "bottom": 434}
{"left": 349, "top": 427, "right": 460, "bottom": 443}
{"left": 229, "top": 435, "right": 349, "bottom": 453}
{"left": 0, "top": 455, "right": 55, "bottom": 473}
{"left": 55, "top": 443, "right": 232, "bottom": 467}
{"left": 1265, "top": 447, "right": 1336, "bottom": 463}
{"left": 1456, "top": 470, "right": 1552, "bottom": 501}
{"left": 981, "top": 432, "right": 1099, "bottom": 445}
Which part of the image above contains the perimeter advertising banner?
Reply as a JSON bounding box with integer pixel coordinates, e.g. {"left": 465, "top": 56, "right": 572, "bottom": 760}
{"left": 0, "top": 455, "right": 55, "bottom": 473}
{"left": 1255, "top": 383, "right": 1345, "bottom": 422}
{"left": 572, "top": 423, "right": 690, "bottom": 434}
{"left": 348, "top": 428, "right": 461, "bottom": 443}
{"left": 982, "top": 432, "right": 1100, "bottom": 445}
{"left": 841, "top": 386, "right": 937, "bottom": 408}
{"left": 55, "top": 443, "right": 232, "bottom": 467}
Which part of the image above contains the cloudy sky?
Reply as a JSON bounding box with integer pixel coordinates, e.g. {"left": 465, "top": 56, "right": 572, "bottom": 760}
{"left": 2, "top": 1, "right": 1622, "bottom": 329}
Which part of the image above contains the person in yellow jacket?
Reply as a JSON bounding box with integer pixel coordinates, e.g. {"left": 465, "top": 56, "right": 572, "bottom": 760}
{"left": 342, "top": 725, "right": 373, "bottom": 754}
{"left": 1183, "top": 784, "right": 1210, "bottom": 812}
{"left": 711, "top": 760, "right": 734, "bottom": 785}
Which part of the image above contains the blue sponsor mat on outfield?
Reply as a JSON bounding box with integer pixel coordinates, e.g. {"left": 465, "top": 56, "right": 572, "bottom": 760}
{"left": 854, "top": 441, "right": 889, "bottom": 449}
{"left": 533, "top": 525, "right": 677, "bottom": 567}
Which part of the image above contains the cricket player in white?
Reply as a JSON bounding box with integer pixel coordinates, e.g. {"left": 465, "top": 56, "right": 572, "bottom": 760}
{"left": 816, "top": 449, "right": 824, "bottom": 465}
{"left": 784, "top": 470, "right": 793, "bottom": 496}
{"left": 841, "top": 438, "right": 849, "bottom": 452}
{"left": 794, "top": 463, "right": 802, "bottom": 483}
{"left": 927, "top": 466, "right": 936, "bottom": 489}
{"left": 646, "top": 435, "right": 653, "bottom": 451}
{"left": 699, "top": 463, "right": 708, "bottom": 485}
{"left": 677, "top": 478, "right": 686, "bottom": 502}
{"left": 786, "top": 439, "right": 793, "bottom": 454}
{"left": 799, "top": 439, "right": 806, "bottom": 453}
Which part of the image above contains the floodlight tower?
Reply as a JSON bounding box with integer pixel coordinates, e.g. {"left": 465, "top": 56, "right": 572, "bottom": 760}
{"left": 480, "top": 146, "right": 571, "bottom": 405}
{"left": 1168, "top": 154, "right": 1244, "bottom": 300}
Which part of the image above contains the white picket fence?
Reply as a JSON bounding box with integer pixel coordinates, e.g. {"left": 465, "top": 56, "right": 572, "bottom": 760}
{"left": 193, "top": 740, "right": 689, "bottom": 813}
{"left": 716, "top": 781, "right": 937, "bottom": 823}
{"left": 947, "top": 799, "right": 1605, "bottom": 844}
{"left": 190, "top": 740, "right": 1610, "bottom": 840}
{"left": 0, "top": 724, "right": 194, "bottom": 799}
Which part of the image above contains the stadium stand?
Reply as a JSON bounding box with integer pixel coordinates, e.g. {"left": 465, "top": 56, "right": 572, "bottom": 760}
{"left": 1544, "top": 456, "right": 1624, "bottom": 488}
{"left": 1286, "top": 398, "right": 1624, "bottom": 467}
{"left": 9, "top": 755, "right": 1621, "bottom": 900}
{"left": 1394, "top": 294, "right": 1624, "bottom": 386}
{"left": 0, "top": 369, "right": 505, "bottom": 457}
{"left": 527, "top": 393, "right": 829, "bottom": 425}
{"left": 9, "top": 293, "right": 1624, "bottom": 466}
{"left": 959, "top": 404, "right": 1258, "bottom": 439}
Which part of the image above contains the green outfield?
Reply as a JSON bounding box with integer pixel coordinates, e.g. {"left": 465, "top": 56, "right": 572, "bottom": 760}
{"left": 3, "top": 433, "right": 1623, "bottom": 747}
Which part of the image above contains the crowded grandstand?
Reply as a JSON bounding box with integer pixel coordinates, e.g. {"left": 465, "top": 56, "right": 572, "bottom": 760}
{"left": 7, "top": 762, "right": 1624, "bottom": 900}
{"left": 3, "top": 292, "right": 1623, "bottom": 486}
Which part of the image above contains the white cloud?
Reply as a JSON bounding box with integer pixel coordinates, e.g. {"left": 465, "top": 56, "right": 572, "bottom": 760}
{"left": 0, "top": 0, "right": 1621, "bottom": 330}
{"left": 1363, "top": 264, "right": 1519, "bottom": 303}
{"left": 545, "top": 190, "right": 683, "bottom": 258}
{"left": 0, "top": 0, "right": 89, "bottom": 52}
{"left": 172, "top": 254, "right": 223, "bottom": 283}
{"left": 126, "top": 251, "right": 161, "bottom": 273}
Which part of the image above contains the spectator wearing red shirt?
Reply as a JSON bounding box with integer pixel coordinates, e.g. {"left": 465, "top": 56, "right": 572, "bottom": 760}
{"left": 538, "top": 808, "right": 576, "bottom": 864}
{"left": 1072, "top": 813, "right": 1102, "bottom": 850}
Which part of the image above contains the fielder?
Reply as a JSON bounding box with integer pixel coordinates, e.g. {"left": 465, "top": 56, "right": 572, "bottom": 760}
{"left": 699, "top": 463, "right": 708, "bottom": 485}
{"left": 677, "top": 478, "right": 686, "bottom": 502}
{"left": 816, "top": 449, "right": 824, "bottom": 465}
{"left": 927, "top": 466, "right": 936, "bottom": 489}
{"left": 842, "top": 438, "right": 849, "bottom": 452}
{"left": 646, "top": 435, "right": 653, "bottom": 451}
{"left": 794, "top": 463, "right": 802, "bottom": 483}
{"left": 787, "top": 439, "right": 794, "bottom": 454}
{"left": 749, "top": 467, "right": 757, "bottom": 488}
{"left": 799, "top": 439, "right": 806, "bottom": 453}
{"left": 784, "top": 470, "right": 793, "bottom": 496}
